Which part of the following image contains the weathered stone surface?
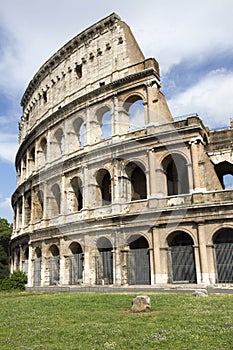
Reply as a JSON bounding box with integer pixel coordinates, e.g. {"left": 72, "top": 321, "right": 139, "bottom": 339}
{"left": 132, "top": 295, "right": 151, "bottom": 312}
{"left": 192, "top": 289, "right": 208, "bottom": 297}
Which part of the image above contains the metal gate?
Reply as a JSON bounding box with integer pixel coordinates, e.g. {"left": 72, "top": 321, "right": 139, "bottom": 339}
{"left": 34, "top": 257, "right": 41, "bottom": 286}
{"left": 127, "top": 248, "right": 150, "bottom": 285}
{"left": 50, "top": 256, "right": 60, "bottom": 285}
{"left": 96, "top": 251, "right": 113, "bottom": 285}
{"left": 69, "top": 253, "right": 83, "bottom": 285}
{"left": 171, "top": 246, "right": 196, "bottom": 283}
{"left": 215, "top": 243, "right": 233, "bottom": 283}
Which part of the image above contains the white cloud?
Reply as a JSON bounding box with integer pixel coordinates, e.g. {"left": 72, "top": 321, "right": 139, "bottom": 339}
{"left": 0, "top": 197, "right": 13, "bottom": 223}
{"left": 0, "top": 133, "right": 18, "bottom": 163}
{"left": 167, "top": 69, "right": 233, "bottom": 129}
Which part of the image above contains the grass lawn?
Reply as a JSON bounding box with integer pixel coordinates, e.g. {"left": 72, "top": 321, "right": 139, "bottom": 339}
{"left": 0, "top": 292, "right": 232, "bottom": 349}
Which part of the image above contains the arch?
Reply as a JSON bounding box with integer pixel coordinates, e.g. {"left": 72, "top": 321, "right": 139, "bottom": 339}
{"left": 40, "top": 137, "right": 47, "bottom": 165}
{"left": 123, "top": 95, "right": 145, "bottom": 131}
{"left": 54, "top": 128, "right": 64, "bottom": 156}
{"left": 24, "top": 191, "right": 31, "bottom": 225}
{"left": 70, "top": 177, "right": 83, "bottom": 211}
{"left": 167, "top": 231, "right": 196, "bottom": 283}
{"left": 35, "top": 190, "right": 44, "bottom": 221}
{"left": 96, "top": 169, "right": 112, "bottom": 206}
{"left": 125, "top": 162, "right": 147, "bottom": 201}
{"left": 69, "top": 242, "right": 83, "bottom": 285}
{"left": 96, "top": 237, "right": 113, "bottom": 285}
{"left": 215, "top": 161, "right": 233, "bottom": 189}
{"left": 49, "top": 244, "right": 60, "bottom": 285}
{"left": 162, "top": 153, "right": 189, "bottom": 196}
{"left": 23, "top": 246, "right": 29, "bottom": 277}
{"left": 51, "top": 184, "right": 61, "bottom": 216}
{"left": 213, "top": 228, "right": 233, "bottom": 283}
{"left": 73, "top": 117, "right": 85, "bottom": 148}
{"left": 29, "top": 146, "right": 35, "bottom": 173}
{"left": 126, "top": 234, "right": 150, "bottom": 285}
{"left": 96, "top": 106, "right": 112, "bottom": 140}
{"left": 34, "top": 247, "right": 42, "bottom": 286}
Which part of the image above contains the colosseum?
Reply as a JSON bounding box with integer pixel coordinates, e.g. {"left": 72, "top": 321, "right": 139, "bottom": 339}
{"left": 11, "top": 13, "right": 233, "bottom": 288}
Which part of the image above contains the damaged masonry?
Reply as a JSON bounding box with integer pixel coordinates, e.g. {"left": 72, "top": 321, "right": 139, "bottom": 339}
{"left": 11, "top": 13, "right": 233, "bottom": 288}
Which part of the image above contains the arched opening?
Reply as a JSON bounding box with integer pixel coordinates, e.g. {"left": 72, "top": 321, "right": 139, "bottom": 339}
{"left": 69, "top": 242, "right": 83, "bottom": 285}
{"left": 213, "top": 228, "right": 233, "bottom": 283}
{"left": 124, "top": 96, "right": 145, "bottom": 131}
{"left": 40, "top": 138, "right": 47, "bottom": 165}
{"left": 24, "top": 192, "right": 31, "bottom": 226}
{"left": 29, "top": 146, "right": 35, "bottom": 173}
{"left": 163, "top": 154, "right": 189, "bottom": 196}
{"left": 23, "top": 246, "right": 29, "bottom": 277}
{"left": 35, "top": 190, "right": 44, "bottom": 221}
{"left": 70, "top": 177, "right": 83, "bottom": 211}
{"left": 18, "top": 196, "right": 23, "bottom": 228}
{"left": 97, "top": 107, "right": 112, "bottom": 140}
{"left": 215, "top": 161, "right": 233, "bottom": 189}
{"left": 168, "top": 231, "right": 196, "bottom": 283}
{"left": 96, "top": 237, "right": 113, "bottom": 285}
{"left": 49, "top": 245, "right": 60, "bottom": 285}
{"left": 73, "top": 117, "right": 85, "bottom": 148}
{"left": 34, "top": 247, "right": 42, "bottom": 286}
{"left": 54, "top": 128, "right": 64, "bottom": 156}
{"left": 51, "top": 184, "right": 61, "bottom": 216}
{"left": 125, "top": 162, "right": 147, "bottom": 201}
{"left": 96, "top": 169, "right": 112, "bottom": 206}
{"left": 126, "top": 235, "right": 150, "bottom": 285}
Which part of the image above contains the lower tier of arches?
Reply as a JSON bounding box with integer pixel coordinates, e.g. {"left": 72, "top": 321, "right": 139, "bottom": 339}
{"left": 11, "top": 227, "right": 233, "bottom": 287}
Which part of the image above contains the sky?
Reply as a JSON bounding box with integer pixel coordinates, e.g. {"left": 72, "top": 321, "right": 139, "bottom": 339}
{"left": 0, "top": 0, "right": 233, "bottom": 223}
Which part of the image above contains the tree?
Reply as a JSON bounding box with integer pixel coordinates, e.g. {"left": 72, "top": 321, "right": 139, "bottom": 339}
{"left": 0, "top": 218, "right": 12, "bottom": 281}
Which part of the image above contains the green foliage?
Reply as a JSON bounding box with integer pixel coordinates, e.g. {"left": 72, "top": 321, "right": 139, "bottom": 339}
{"left": 0, "top": 270, "right": 27, "bottom": 291}
{"left": 0, "top": 217, "right": 12, "bottom": 281}
{"left": 0, "top": 292, "right": 232, "bottom": 349}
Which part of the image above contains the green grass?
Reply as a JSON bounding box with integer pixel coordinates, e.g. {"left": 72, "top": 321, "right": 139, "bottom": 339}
{"left": 0, "top": 292, "right": 232, "bottom": 349}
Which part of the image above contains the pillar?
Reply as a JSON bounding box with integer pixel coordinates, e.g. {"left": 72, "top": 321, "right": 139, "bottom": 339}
{"left": 197, "top": 221, "right": 210, "bottom": 284}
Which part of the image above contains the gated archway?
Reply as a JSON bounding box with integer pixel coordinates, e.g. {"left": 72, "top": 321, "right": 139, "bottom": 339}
{"left": 168, "top": 231, "right": 197, "bottom": 283}
{"left": 49, "top": 245, "right": 60, "bottom": 285}
{"left": 127, "top": 235, "right": 150, "bottom": 285}
{"left": 34, "top": 247, "right": 41, "bottom": 286}
{"left": 96, "top": 237, "right": 113, "bottom": 285}
{"left": 69, "top": 242, "right": 83, "bottom": 285}
{"left": 213, "top": 228, "right": 233, "bottom": 283}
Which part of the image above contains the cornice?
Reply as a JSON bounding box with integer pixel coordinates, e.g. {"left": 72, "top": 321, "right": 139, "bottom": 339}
{"left": 21, "top": 13, "right": 121, "bottom": 108}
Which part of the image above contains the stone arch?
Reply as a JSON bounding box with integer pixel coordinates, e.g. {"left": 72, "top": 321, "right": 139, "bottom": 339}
{"left": 24, "top": 191, "right": 31, "bottom": 226}
{"left": 39, "top": 137, "right": 47, "bottom": 166}
{"left": 49, "top": 244, "right": 60, "bottom": 285}
{"left": 96, "top": 106, "right": 112, "bottom": 140}
{"left": 125, "top": 161, "right": 147, "bottom": 201}
{"left": 51, "top": 184, "right": 61, "bottom": 216}
{"left": 53, "top": 127, "right": 65, "bottom": 157}
{"left": 34, "top": 190, "right": 44, "bottom": 221}
{"left": 70, "top": 177, "right": 83, "bottom": 211}
{"left": 126, "top": 234, "right": 150, "bottom": 285}
{"left": 69, "top": 242, "right": 83, "bottom": 285}
{"left": 123, "top": 94, "right": 145, "bottom": 131}
{"left": 73, "top": 117, "right": 85, "bottom": 148}
{"left": 213, "top": 228, "right": 233, "bottom": 283}
{"left": 96, "top": 237, "right": 113, "bottom": 285}
{"left": 215, "top": 161, "right": 233, "bottom": 189}
{"left": 167, "top": 231, "right": 197, "bottom": 283}
{"left": 22, "top": 246, "right": 29, "bottom": 277}
{"left": 33, "top": 247, "right": 42, "bottom": 287}
{"left": 96, "top": 168, "right": 112, "bottom": 206}
{"left": 162, "top": 153, "right": 189, "bottom": 196}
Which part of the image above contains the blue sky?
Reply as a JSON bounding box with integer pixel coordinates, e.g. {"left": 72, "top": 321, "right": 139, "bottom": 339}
{"left": 0, "top": 0, "right": 233, "bottom": 222}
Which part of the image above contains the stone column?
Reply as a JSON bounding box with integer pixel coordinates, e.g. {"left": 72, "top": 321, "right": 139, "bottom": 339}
{"left": 27, "top": 243, "right": 33, "bottom": 287}
{"left": 148, "top": 150, "right": 157, "bottom": 197}
{"left": 152, "top": 226, "right": 163, "bottom": 284}
{"left": 189, "top": 139, "right": 203, "bottom": 192}
{"left": 197, "top": 221, "right": 210, "bottom": 284}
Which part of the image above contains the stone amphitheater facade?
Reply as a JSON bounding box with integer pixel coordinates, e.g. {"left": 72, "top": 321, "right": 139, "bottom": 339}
{"left": 11, "top": 13, "right": 233, "bottom": 287}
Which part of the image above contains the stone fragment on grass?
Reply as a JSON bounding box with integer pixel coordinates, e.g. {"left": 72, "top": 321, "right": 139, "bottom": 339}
{"left": 132, "top": 295, "right": 151, "bottom": 312}
{"left": 192, "top": 289, "right": 208, "bottom": 297}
